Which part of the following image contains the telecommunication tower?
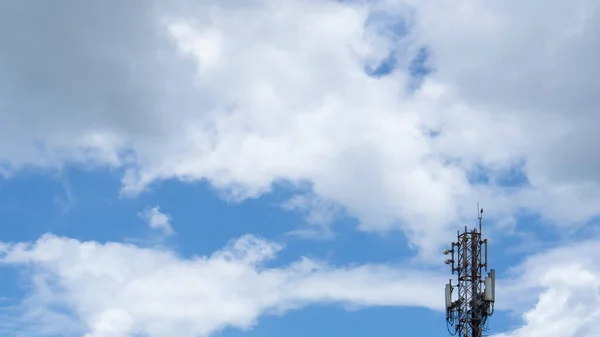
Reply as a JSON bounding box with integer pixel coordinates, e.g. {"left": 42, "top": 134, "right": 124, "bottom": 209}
{"left": 443, "top": 206, "right": 496, "bottom": 337}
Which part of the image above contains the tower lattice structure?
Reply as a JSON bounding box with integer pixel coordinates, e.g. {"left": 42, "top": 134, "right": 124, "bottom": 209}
{"left": 444, "top": 208, "right": 496, "bottom": 337}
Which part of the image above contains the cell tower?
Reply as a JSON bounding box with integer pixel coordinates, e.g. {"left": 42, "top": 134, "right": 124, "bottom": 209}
{"left": 443, "top": 205, "right": 496, "bottom": 337}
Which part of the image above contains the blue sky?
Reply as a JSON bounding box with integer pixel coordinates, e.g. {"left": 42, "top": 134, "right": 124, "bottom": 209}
{"left": 1, "top": 1, "right": 600, "bottom": 337}
{"left": 0, "top": 167, "right": 517, "bottom": 336}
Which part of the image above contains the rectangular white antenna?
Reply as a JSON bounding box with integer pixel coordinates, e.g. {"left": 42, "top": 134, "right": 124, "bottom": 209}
{"left": 490, "top": 269, "right": 496, "bottom": 302}
{"left": 484, "top": 277, "right": 493, "bottom": 301}
{"left": 445, "top": 283, "right": 452, "bottom": 319}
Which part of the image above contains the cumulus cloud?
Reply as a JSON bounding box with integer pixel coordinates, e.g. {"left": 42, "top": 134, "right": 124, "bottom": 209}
{"left": 0, "top": 234, "right": 445, "bottom": 337}
{"left": 2, "top": 1, "right": 600, "bottom": 335}
{"left": 138, "top": 206, "right": 173, "bottom": 236}
{"left": 0, "top": 0, "right": 599, "bottom": 256}
{"left": 492, "top": 240, "right": 600, "bottom": 337}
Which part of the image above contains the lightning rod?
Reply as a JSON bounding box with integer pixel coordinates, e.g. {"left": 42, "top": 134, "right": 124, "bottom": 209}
{"left": 444, "top": 205, "right": 496, "bottom": 337}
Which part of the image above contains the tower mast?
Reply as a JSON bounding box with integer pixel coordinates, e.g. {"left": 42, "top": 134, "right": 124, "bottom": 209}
{"left": 444, "top": 206, "right": 496, "bottom": 337}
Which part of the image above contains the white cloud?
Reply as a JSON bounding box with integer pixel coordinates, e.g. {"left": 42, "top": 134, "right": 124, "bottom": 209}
{"left": 52, "top": 179, "right": 76, "bottom": 213}
{"left": 0, "top": 0, "right": 599, "bottom": 256}
{"left": 5, "top": 233, "right": 600, "bottom": 337}
{"left": 138, "top": 206, "right": 173, "bottom": 236}
{"left": 1, "top": 1, "right": 599, "bottom": 335}
{"left": 492, "top": 240, "right": 600, "bottom": 337}
{"left": 282, "top": 194, "right": 341, "bottom": 239}
{"left": 0, "top": 234, "right": 445, "bottom": 337}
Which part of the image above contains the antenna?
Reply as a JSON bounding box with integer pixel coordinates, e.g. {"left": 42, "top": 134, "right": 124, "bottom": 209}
{"left": 444, "top": 204, "right": 495, "bottom": 337}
